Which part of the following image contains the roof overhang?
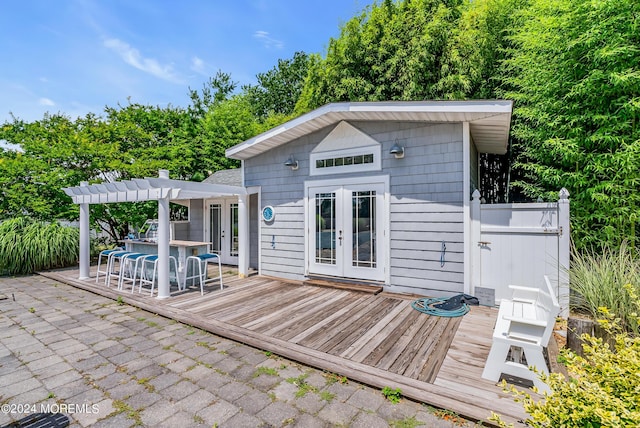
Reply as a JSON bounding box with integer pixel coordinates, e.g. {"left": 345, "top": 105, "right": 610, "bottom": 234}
{"left": 226, "top": 100, "right": 513, "bottom": 160}
{"left": 63, "top": 177, "right": 246, "bottom": 205}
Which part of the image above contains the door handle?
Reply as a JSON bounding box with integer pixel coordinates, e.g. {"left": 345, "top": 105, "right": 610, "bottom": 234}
{"left": 338, "top": 230, "right": 343, "bottom": 246}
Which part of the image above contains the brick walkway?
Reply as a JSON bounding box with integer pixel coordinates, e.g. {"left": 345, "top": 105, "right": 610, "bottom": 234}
{"left": 0, "top": 275, "right": 477, "bottom": 427}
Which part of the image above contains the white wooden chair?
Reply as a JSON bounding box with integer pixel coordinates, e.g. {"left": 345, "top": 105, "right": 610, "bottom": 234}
{"left": 482, "top": 275, "right": 560, "bottom": 393}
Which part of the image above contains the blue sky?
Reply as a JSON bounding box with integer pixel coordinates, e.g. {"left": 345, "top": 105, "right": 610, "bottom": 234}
{"left": 0, "top": 0, "right": 372, "bottom": 125}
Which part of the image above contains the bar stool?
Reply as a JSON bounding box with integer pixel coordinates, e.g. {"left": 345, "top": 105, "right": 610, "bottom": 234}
{"left": 184, "top": 253, "right": 223, "bottom": 295}
{"left": 117, "top": 253, "right": 147, "bottom": 292}
{"left": 105, "top": 250, "right": 133, "bottom": 287}
{"left": 138, "top": 255, "right": 181, "bottom": 296}
{"left": 95, "top": 247, "right": 122, "bottom": 284}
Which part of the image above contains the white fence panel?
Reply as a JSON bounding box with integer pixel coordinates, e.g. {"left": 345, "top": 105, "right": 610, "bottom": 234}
{"left": 470, "top": 189, "right": 570, "bottom": 316}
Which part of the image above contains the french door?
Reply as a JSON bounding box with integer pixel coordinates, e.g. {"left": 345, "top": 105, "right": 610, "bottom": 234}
{"left": 206, "top": 199, "right": 239, "bottom": 265}
{"left": 308, "top": 182, "right": 385, "bottom": 281}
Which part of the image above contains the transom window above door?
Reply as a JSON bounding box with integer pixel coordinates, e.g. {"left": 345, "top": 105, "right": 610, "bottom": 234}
{"left": 310, "top": 146, "right": 381, "bottom": 176}
{"left": 310, "top": 121, "right": 382, "bottom": 176}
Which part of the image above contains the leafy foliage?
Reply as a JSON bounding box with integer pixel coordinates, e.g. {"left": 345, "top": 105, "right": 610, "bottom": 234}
{"left": 0, "top": 79, "right": 266, "bottom": 241}
{"left": 500, "top": 0, "right": 640, "bottom": 249}
{"left": 381, "top": 386, "right": 403, "bottom": 404}
{"left": 244, "top": 51, "right": 312, "bottom": 119}
{"left": 0, "top": 217, "right": 79, "bottom": 275}
{"left": 296, "top": 0, "right": 464, "bottom": 112}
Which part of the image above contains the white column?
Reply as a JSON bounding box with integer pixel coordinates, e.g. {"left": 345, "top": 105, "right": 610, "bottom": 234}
{"left": 237, "top": 193, "right": 249, "bottom": 278}
{"left": 470, "top": 189, "right": 482, "bottom": 294}
{"left": 79, "top": 181, "right": 90, "bottom": 280}
{"left": 462, "top": 122, "right": 471, "bottom": 294}
{"left": 557, "top": 188, "right": 571, "bottom": 317}
{"left": 156, "top": 170, "right": 171, "bottom": 298}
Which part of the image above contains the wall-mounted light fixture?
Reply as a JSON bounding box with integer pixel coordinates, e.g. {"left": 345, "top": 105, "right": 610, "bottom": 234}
{"left": 389, "top": 142, "right": 405, "bottom": 159}
{"left": 284, "top": 156, "right": 299, "bottom": 170}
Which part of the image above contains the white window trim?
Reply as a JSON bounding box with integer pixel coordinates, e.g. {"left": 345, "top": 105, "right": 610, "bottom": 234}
{"left": 310, "top": 145, "right": 381, "bottom": 176}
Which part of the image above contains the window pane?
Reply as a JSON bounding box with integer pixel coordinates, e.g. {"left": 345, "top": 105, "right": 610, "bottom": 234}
{"left": 316, "top": 193, "right": 336, "bottom": 265}
{"left": 209, "top": 204, "right": 221, "bottom": 253}
{"left": 230, "top": 203, "right": 239, "bottom": 257}
{"left": 352, "top": 191, "right": 376, "bottom": 268}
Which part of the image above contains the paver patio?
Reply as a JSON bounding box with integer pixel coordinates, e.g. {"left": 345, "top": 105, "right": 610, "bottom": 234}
{"left": 0, "top": 274, "right": 480, "bottom": 427}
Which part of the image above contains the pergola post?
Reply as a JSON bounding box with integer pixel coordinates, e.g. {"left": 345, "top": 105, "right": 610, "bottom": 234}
{"left": 237, "top": 193, "right": 249, "bottom": 278}
{"left": 78, "top": 181, "right": 90, "bottom": 280}
{"left": 156, "top": 170, "right": 171, "bottom": 298}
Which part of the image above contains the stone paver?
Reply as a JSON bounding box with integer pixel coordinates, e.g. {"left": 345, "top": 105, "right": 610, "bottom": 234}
{"left": 0, "top": 274, "right": 478, "bottom": 427}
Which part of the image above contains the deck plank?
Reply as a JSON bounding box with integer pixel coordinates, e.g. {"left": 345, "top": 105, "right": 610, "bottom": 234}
{"left": 285, "top": 294, "right": 371, "bottom": 343}
{"left": 340, "top": 300, "right": 411, "bottom": 359}
{"left": 247, "top": 288, "right": 343, "bottom": 332}
{"left": 359, "top": 308, "right": 423, "bottom": 366}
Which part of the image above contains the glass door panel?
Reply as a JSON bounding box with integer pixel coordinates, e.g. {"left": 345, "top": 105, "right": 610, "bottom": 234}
{"left": 315, "top": 192, "right": 336, "bottom": 265}
{"left": 352, "top": 191, "right": 376, "bottom": 268}
{"left": 209, "top": 204, "right": 222, "bottom": 253}
{"left": 230, "top": 203, "right": 239, "bottom": 257}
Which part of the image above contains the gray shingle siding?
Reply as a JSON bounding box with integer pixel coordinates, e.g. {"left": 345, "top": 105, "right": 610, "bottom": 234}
{"left": 244, "top": 121, "right": 465, "bottom": 295}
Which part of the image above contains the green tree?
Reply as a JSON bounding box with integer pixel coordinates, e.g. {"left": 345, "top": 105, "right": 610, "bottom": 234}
{"left": 0, "top": 113, "right": 109, "bottom": 220}
{"left": 244, "top": 51, "right": 312, "bottom": 119}
{"left": 296, "top": 0, "right": 464, "bottom": 112}
{"left": 500, "top": 0, "right": 640, "bottom": 249}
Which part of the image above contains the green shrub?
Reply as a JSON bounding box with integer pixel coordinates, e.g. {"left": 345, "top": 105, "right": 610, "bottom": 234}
{"left": 570, "top": 243, "right": 639, "bottom": 334}
{"left": 491, "top": 287, "right": 640, "bottom": 427}
{"left": 0, "top": 217, "right": 79, "bottom": 275}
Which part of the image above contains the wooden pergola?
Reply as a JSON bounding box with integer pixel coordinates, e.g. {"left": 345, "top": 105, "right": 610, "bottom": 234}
{"left": 63, "top": 170, "right": 248, "bottom": 298}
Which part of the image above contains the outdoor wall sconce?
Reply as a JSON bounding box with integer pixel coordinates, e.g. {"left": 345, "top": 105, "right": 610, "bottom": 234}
{"left": 284, "top": 156, "right": 299, "bottom": 170}
{"left": 389, "top": 142, "right": 405, "bottom": 159}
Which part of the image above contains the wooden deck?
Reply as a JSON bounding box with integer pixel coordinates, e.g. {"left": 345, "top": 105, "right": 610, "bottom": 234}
{"left": 39, "top": 268, "right": 529, "bottom": 425}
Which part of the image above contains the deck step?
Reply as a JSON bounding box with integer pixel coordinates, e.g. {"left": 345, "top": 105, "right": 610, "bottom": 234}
{"left": 303, "top": 278, "right": 383, "bottom": 294}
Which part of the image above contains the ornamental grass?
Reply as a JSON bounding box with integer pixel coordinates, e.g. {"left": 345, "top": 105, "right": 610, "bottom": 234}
{"left": 0, "top": 217, "right": 79, "bottom": 275}
{"left": 570, "top": 242, "right": 640, "bottom": 335}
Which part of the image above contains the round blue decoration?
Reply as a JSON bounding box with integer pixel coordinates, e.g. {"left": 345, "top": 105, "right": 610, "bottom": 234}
{"left": 262, "top": 205, "right": 275, "bottom": 222}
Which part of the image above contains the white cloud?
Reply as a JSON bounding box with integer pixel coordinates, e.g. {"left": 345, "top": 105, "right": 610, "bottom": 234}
{"left": 253, "top": 30, "right": 284, "bottom": 49}
{"left": 191, "top": 56, "right": 206, "bottom": 75}
{"left": 39, "top": 97, "right": 55, "bottom": 106}
{"left": 104, "top": 38, "right": 184, "bottom": 84}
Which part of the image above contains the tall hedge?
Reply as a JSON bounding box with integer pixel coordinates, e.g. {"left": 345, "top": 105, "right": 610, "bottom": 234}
{"left": 501, "top": 0, "right": 640, "bottom": 249}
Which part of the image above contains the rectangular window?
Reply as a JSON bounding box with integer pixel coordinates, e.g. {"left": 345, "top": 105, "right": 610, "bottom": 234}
{"left": 310, "top": 146, "right": 382, "bottom": 176}
{"left": 314, "top": 154, "right": 374, "bottom": 169}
